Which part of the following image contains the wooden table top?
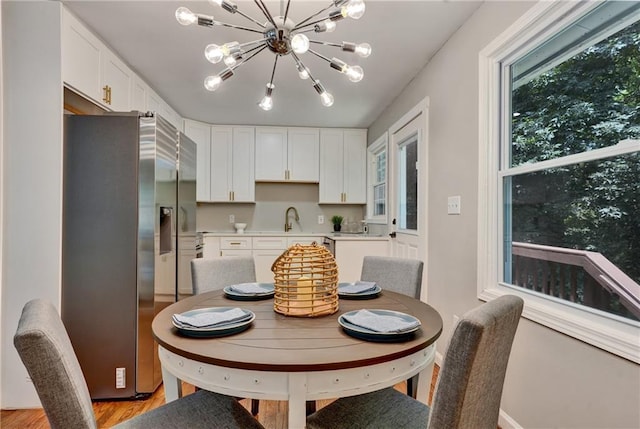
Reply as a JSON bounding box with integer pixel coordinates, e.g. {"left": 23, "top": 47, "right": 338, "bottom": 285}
{"left": 152, "top": 290, "right": 443, "bottom": 372}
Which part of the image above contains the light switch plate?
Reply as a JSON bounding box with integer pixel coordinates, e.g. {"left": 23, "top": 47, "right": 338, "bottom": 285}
{"left": 318, "top": 215, "right": 325, "bottom": 224}
{"left": 447, "top": 196, "right": 461, "bottom": 215}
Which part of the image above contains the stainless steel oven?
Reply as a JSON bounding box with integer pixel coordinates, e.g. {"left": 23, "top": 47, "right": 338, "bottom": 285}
{"left": 195, "top": 232, "right": 204, "bottom": 258}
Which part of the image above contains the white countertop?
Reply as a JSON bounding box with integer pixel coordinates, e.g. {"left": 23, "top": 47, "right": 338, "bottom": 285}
{"left": 200, "top": 231, "right": 389, "bottom": 241}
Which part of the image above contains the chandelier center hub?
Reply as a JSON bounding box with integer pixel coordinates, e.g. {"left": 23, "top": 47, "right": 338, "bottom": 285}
{"left": 264, "top": 16, "right": 296, "bottom": 55}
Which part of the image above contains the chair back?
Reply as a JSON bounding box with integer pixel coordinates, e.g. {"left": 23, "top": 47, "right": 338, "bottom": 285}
{"left": 427, "top": 295, "right": 524, "bottom": 429}
{"left": 191, "top": 256, "right": 256, "bottom": 295}
{"left": 14, "top": 299, "right": 97, "bottom": 429}
{"left": 360, "top": 256, "right": 423, "bottom": 299}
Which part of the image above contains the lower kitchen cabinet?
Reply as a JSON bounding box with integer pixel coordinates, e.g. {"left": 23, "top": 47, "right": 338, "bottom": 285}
{"left": 333, "top": 238, "right": 390, "bottom": 283}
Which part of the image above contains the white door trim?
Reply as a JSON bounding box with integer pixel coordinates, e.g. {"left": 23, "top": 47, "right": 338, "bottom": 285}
{"left": 388, "top": 97, "right": 429, "bottom": 301}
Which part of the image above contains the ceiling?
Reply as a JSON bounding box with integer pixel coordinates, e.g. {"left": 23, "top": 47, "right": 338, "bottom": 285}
{"left": 62, "top": 0, "right": 482, "bottom": 128}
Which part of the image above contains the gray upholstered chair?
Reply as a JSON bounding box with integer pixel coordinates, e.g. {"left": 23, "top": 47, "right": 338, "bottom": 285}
{"left": 14, "top": 299, "right": 265, "bottom": 429}
{"left": 362, "top": 255, "right": 424, "bottom": 396}
{"left": 191, "top": 256, "right": 256, "bottom": 294}
{"left": 360, "top": 255, "right": 424, "bottom": 299}
{"left": 306, "top": 295, "right": 524, "bottom": 429}
{"left": 190, "top": 255, "right": 261, "bottom": 415}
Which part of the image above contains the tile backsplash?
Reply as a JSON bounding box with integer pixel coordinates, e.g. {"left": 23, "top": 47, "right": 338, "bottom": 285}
{"left": 197, "top": 183, "right": 366, "bottom": 233}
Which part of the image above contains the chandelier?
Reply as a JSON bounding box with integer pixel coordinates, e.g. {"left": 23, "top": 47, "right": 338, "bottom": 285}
{"left": 175, "top": 0, "right": 371, "bottom": 111}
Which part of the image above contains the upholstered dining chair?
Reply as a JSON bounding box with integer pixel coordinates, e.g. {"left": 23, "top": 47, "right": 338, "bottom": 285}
{"left": 190, "top": 255, "right": 257, "bottom": 295}
{"left": 14, "top": 299, "right": 265, "bottom": 429}
{"left": 190, "top": 255, "right": 261, "bottom": 416}
{"left": 360, "top": 255, "right": 424, "bottom": 299}
{"left": 306, "top": 294, "right": 524, "bottom": 429}
{"left": 361, "top": 255, "right": 424, "bottom": 397}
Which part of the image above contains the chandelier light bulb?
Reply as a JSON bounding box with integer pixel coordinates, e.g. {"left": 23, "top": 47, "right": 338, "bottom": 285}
{"left": 342, "top": 0, "right": 366, "bottom": 20}
{"left": 224, "top": 55, "right": 237, "bottom": 67}
{"left": 291, "top": 34, "right": 310, "bottom": 54}
{"left": 315, "top": 20, "right": 337, "bottom": 33}
{"left": 355, "top": 43, "right": 371, "bottom": 58}
{"left": 320, "top": 91, "right": 334, "bottom": 107}
{"left": 204, "top": 44, "right": 224, "bottom": 64}
{"left": 258, "top": 96, "right": 273, "bottom": 111}
{"left": 296, "top": 63, "right": 310, "bottom": 80}
{"left": 345, "top": 65, "right": 364, "bottom": 82}
{"left": 175, "top": 7, "right": 197, "bottom": 26}
{"left": 208, "top": 0, "right": 223, "bottom": 6}
{"left": 204, "top": 75, "right": 223, "bottom": 91}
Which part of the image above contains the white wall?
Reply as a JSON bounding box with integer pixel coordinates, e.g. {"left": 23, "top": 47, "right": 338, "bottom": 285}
{"left": 368, "top": 1, "right": 640, "bottom": 428}
{"left": 0, "top": 0, "right": 4, "bottom": 409}
{"left": 1, "top": 1, "right": 64, "bottom": 408}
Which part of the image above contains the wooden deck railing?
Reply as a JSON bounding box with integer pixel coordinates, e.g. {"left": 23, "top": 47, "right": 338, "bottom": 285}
{"left": 511, "top": 242, "right": 640, "bottom": 321}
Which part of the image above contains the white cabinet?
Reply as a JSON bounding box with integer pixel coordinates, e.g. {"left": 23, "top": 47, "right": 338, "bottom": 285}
{"left": 255, "top": 127, "right": 319, "bottom": 182}
{"left": 184, "top": 122, "right": 255, "bottom": 203}
{"left": 100, "top": 49, "right": 132, "bottom": 111}
{"left": 253, "top": 236, "right": 287, "bottom": 282}
{"left": 334, "top": 239, "right": 389, "bottom": 282}
{"left": 319, "top": 129, "right": 367, "bottom": 203}
{"left": 203, "top": 236, "right": 220, "bottom": 258}
{"left": 184, "top": 120, "right": 211, "bottom": 202}
{"left": 131, "top": 75, "right": 147, "bottom": 112}
{"left": 211, "top": 127, "right": 255, "bottom": 202}
{"left": 288, "top": 128, "right": 320, "bottom": 182}
{"left": 62, "top": 9, "right": 102, "bottom": 103}
{"left": 61, "top": 9, "right": 132, "bottom": 111}
{"left": 255, "top": 127, "right": 287, "bottom": 181}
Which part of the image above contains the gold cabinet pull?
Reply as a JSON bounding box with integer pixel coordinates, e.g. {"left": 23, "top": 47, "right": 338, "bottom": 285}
{"left": 102, "top": 85, "right": 112, "bottom": 105}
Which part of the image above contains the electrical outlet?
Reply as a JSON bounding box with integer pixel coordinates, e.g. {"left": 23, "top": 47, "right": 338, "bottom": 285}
{"left": 115, "top": 367, "right": 126, "bottom": 389}
{"left": 229, "top": 214, "right": 235, "bottom": 224}
{"left": 447, "top": 196, "right": 461, "bottom": 215}
{"left": 318, "top": 215, "right": 325, "bottom": 224}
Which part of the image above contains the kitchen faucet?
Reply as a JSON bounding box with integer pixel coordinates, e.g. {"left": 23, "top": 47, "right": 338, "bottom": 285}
{"left": 284, "top": 206, "right": 299, "bottom": 232}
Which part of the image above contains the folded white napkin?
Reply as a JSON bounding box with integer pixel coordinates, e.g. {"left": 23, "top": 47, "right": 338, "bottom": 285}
{"left": 229, "top": 283, "right": 269, "bottom": 294}
{"left": 339, "top": 281, "right": 378, "bottom": 294}
{"left": 343, "top": 309, "right": 420, "bottom": 333}
{"left": 173, "top": 308, "right": 250, "bottom": 328}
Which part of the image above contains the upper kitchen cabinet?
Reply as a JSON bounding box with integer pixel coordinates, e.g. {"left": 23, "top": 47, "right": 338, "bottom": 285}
{"left": 319, "top": 129, "right": 367, "bottom": 204}
{"left": 219, "top": 127, "right": 255, "bottom": 202}
{"left": 184, "top": 119, "right": 211, "bottom": 202}
{"left": 184, "top": 121, "right": 255, "bottom": 203}
{"left": 62, "top": 9, "right": 131, "bottom": 111}
{"left": 255, "top": 127, "right": 319, "bottom": 182}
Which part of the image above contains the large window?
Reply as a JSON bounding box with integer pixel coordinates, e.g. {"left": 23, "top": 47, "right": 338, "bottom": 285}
{"left": 480, "top": 1, "right": 640, "bottom": 362}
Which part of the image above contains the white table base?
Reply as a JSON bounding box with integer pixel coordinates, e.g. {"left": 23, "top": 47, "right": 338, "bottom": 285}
{"left": 159, "top": 344, "right": 436, "bottom": 429}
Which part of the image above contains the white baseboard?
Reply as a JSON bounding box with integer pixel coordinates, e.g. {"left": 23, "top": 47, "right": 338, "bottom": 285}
{"left": 432, "top": 351, "right": 522, "bottom": 429}
{"left": 499, "top": 410, "right": 523, "bottom": 429}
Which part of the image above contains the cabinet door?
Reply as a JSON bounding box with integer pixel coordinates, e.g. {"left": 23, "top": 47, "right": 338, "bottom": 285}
{"left": 210, "top": 126, "right": 233, "bottom": 202}
{"left": 231, "top": 127, "right": 255, "bottom": 202}
{"left": 184, "top": 120, "right": 212, "bottom": 202}
{"left": 343, "top": 130, "right": 367, "bottom": 203}
{"left": 253, "top": 250, "right": 282, "bottom": 283}
{"left": 101, "top": 50, "right": 132, "bottom": 111}
{"left": 319, "top": 129, "right": 345, "bottom": 203}
{"left": 288, "top": 128, "right": 319, "bottom": 182}
{"left": 147, "top": 89, "right": 162, "bottom": 114}
{"left": 131, "top": 75, "right": 147, "bottom": 112}
{"left": 255, "top": 127, "right": 287, "bottom": 181}
{"left": 62, "top": 9, "right": 102, "bottom": 102}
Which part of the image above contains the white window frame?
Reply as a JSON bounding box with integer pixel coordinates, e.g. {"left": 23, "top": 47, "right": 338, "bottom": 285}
{"left": 366, "top": 132, "right": 388, "bottom": 224}
{"left": 478, "top": 0, "right": 640, "bottom": 364}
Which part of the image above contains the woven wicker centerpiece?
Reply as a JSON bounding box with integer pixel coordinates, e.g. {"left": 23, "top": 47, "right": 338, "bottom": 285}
{"left": 271, "top": 242, "right": 339, "bottom": 317}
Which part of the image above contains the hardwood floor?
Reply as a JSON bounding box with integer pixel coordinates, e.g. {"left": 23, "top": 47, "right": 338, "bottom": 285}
{"left": 1, "top": 366, "right": 438, "bottom": 428}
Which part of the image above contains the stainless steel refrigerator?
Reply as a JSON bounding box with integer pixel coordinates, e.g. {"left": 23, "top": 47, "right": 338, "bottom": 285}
{"left": 61, "top": 112, "right": 196, "bottom": 400}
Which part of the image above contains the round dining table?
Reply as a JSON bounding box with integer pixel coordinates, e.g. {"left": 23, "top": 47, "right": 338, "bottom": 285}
{"left": 152, "top": 289, "right": 443, "bottom": 429}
